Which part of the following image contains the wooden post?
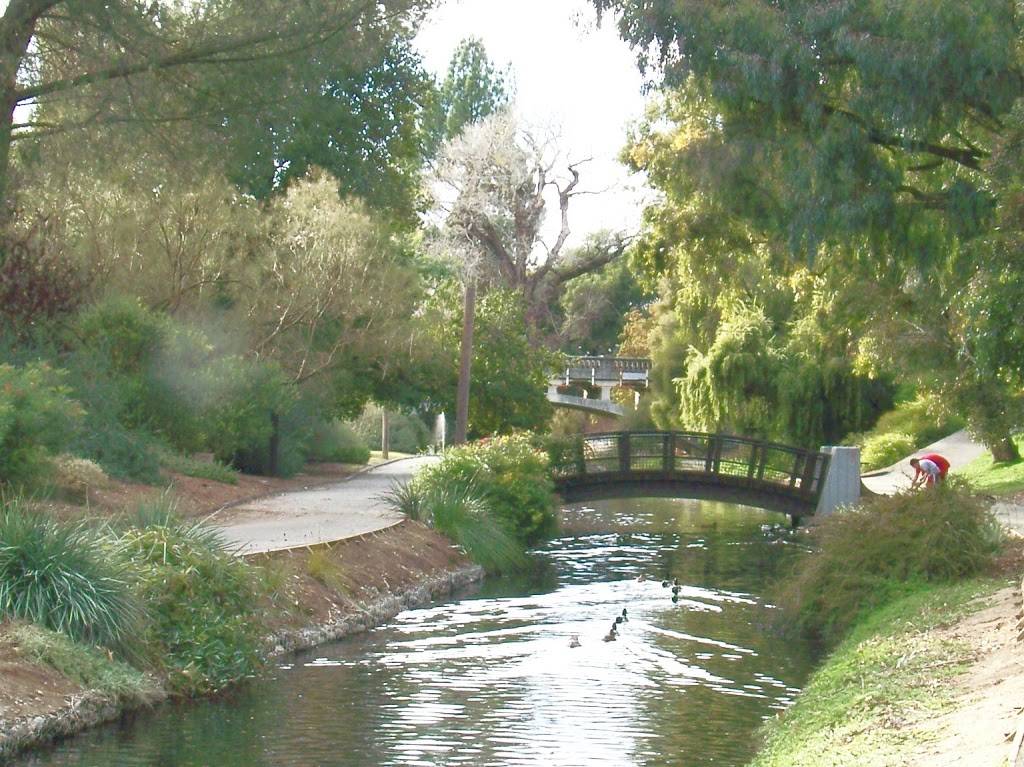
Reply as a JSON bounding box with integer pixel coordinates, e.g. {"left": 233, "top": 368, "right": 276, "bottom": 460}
{"left": 454, "top": 278, "right": 476, "bottom": 445}
{"left": 381, "top": 409, "right": 389, "bottom": 460}
{"left": 268, "top": 412, "right": 280, "bottom": 477}
{"left": 706, "top": 434, "right": 719, "bottom": 473}
{"left": 664, "top": 432, "right": 675, "bottom": 472}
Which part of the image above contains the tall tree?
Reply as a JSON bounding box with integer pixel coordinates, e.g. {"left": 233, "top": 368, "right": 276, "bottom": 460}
{"left": 0, "top": 0, "right": 429, "bottom": 208}
{"left": 430, "top": 37, "right": 511, "bottom": 145}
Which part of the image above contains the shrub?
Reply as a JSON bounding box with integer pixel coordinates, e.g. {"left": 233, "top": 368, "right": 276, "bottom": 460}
{"left": 0, "top": 363, "right": 82, "bottom": 488}
{"left": 51, "top": 454, "right": 109, "bottom": 500}
{"left": 307, "top": 420, "right": 370, "bottom": 464}
{"left": 773, "top": 484, "right": 1002, "bottom": 645}
{"left": 848, "top": 394, "right": 966, "bottom": 470}
{"left": 69, "top": 418, "right": 163, "bottom": 484}
{"left": 873, "top": 394, "right": 964, "bottom": 445}
{"left": 386, "top": 481, "right": 527, "bottom": 574}
{"left": 201, "top": 356, "right": 297, "bottom": 474}
{"left": 159, "top": 449, "right": 238, "bottom": 485}
{"left": 0, "top": 218, "right": 89, "bottom": 332}
{"left": 413, "top": 434, "right": 557, "bottom": 546}
{"left": 118, "top": 510, "right": 265, "bottom": 695}
{"left": 0, "top": 504, "right": 140, "bottom": 650}
{"left": 860, "top": 431, "right": 915, "bottom": 471}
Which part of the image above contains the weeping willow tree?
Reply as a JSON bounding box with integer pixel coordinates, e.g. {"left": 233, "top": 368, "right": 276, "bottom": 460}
{"left": 598, "top": 0, "right": 1024, "bottom": 459}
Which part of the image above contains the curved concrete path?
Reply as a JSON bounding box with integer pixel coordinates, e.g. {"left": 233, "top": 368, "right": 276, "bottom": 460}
{"left": 211, "top": 456, "right": 438, "bottom": 555}
{"left": 860, "top": 429, "right": 987, "bottom": 495}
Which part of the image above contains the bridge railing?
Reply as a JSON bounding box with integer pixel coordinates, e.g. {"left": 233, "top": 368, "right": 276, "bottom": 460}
{"left": 550, "top": 431, "right": 830, "bottom": 502}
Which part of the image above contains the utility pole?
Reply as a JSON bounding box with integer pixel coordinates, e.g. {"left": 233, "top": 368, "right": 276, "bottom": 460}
{"left": 454, "top": 278, "right": 476, "bottom": 444}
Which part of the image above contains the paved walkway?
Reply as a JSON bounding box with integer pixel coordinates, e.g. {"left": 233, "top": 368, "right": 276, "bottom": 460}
{"left": 211, "top": 456, "right": 438, "bottom": 555}
{"left": 860, "top": 429, "right": 988, "bottom": 495}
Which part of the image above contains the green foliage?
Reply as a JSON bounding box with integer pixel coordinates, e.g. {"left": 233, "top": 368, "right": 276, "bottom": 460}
{"left": 349, "top": 404, "right": 430, "bottom": 455}
{"left": 859, "top": 432, "right": 916, "bottom": 472}
{"left": 774, "top": 485, "right": 1002, "bottom": 646}
{"left": 201, "top": 356, "right": 295, "bottom": 473}
{"left": 424, "top": 285, "right": 554, "bottom": 437}
{"left": 307, "top": 420, "right": 370, "bottom": 465}
{"left": 848, "top": 396, "right": 967, "bottom": 470}
{"left": 69, "top": 420, "right": 163, "bottom": 485}
{"left": 386, "top": 480, "right": 526, "bottom": 574}
{"left": 429, "top": 37, "right": 511, "bottom": 146}
{"left": 0, "top": 363, "right": 82, "bottom": 488}
{"left": 118, "top": 512, "right": 265, "bottom": 695}
{"left": 600, "top": 0, "right": 1023, "bottom": 455}
{"left": 873, "top": 396, "right": 965, "bottom": 447}
{"left": 10, "top": 622, "right": 157, "bottom": 703}
{"left": 558, "top": 258, "right": 652, "bottom": 355}
{"left": 0, "top": 504, "right": 140, "bottom": 651}
{"left": 414, "top": 435, "right": 557, "bottom": 546}
{"left": 224, "top": 35, "right": 433, "bottom": 229}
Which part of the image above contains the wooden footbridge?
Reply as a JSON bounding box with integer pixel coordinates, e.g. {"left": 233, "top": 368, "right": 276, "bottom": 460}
{"left": 550, "top": 431, "right": 832, "bottom": 521}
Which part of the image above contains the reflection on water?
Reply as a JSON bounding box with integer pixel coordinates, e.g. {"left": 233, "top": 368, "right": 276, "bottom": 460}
{"left": 20, "top": 498, "right": 816, "bottom": 767}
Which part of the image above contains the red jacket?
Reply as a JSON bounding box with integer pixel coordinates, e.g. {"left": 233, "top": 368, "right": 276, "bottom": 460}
{"left": 919, "top": 453, "right": 950, "bottom": 476}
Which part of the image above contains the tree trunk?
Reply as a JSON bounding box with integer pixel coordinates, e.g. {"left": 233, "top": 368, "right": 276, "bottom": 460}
{"left": 0, "top": 1, "right": 50, "bottom": 214}
{"left": 454, "top": 278, "right": 476, "bottom": 445}
{"left": 381, "top": 409, "right": 389, "bottom": 459}
{"left": 989, "top": 434, "right": 1021, "bottom": 463}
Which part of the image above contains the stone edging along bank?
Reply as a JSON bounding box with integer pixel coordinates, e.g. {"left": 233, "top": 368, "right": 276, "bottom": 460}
{"left": 0, "top": 545, "right": 484, "bottom": 761}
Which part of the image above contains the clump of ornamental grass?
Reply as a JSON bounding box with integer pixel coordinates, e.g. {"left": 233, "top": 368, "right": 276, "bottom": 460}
{"left": 0, "top": 501, "right": 140, "bottom": 652}
{"left": 386, "top": 480, "right": 527, "bottom": 574}
{"left": 773, "top": 481, "right": 1003, "bottom": 646}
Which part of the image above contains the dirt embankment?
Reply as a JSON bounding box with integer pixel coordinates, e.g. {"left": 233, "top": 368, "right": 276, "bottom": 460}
{"left": 39, "top": 461, "right": 363, "bottom": 523}
{"left": 0, "top": 519, "right": 482, "bottom": 761}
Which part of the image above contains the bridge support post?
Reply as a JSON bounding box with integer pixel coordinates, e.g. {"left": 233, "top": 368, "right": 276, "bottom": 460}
{"left": 618, "top": 433, "right": 631, "bottom": 472}
{"left": 815, "top": 446, "right": 861, "bottom": 516}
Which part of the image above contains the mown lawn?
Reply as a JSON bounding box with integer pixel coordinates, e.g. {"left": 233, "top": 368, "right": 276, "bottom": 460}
{"left": 955, "top": 436, "right": 1024, "bottom": 496}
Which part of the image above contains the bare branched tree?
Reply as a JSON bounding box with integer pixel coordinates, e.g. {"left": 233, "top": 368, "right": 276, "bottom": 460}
{"left": 432, "top": 110, "right": 630, "bottom": 335}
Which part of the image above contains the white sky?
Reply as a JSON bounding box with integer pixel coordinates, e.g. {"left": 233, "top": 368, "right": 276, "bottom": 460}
{"left": 414, "top": 0, "right": 652, "bottom": 249}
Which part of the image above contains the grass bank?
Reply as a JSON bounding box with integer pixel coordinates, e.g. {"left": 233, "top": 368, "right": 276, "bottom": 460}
{"left": 750, "top": 579, "right": 1001, "bottom": 766}
{"left": 956, "top": 435, "right": 1024, "bottom": 496}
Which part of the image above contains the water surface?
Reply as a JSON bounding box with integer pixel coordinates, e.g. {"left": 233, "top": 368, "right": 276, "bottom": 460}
{"left": 20, "top": 498, "right": 815, "bottom": 767}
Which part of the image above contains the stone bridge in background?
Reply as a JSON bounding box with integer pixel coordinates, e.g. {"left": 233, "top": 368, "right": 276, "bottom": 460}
{"left": 547, "top": 356, "right": 651, "bottom": 417}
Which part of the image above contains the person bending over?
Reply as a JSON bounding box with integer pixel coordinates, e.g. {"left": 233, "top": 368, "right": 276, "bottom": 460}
{"left": 909, "top": 453, "right": 949, "bottom": 489}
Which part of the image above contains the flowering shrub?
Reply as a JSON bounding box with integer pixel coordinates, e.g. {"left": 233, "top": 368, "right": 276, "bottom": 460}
{"left": 413, "top": 434, "right": 557, "bottom": 545}
{"left": 52, "top": 454, "right": 109, "bottom": 498}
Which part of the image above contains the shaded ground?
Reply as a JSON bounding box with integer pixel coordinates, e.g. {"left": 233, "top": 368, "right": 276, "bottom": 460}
{"left": 34, "top": 461, "right": 364, "bottom": 523}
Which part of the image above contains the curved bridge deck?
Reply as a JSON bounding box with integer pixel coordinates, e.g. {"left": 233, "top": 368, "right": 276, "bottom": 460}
{"left": 551, "top": 431, "right": 831, "bottom": 518}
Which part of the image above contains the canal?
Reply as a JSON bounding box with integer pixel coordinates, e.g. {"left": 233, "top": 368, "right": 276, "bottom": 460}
{"left": 19, "top": 498, "right": 817, "bottom": 767}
